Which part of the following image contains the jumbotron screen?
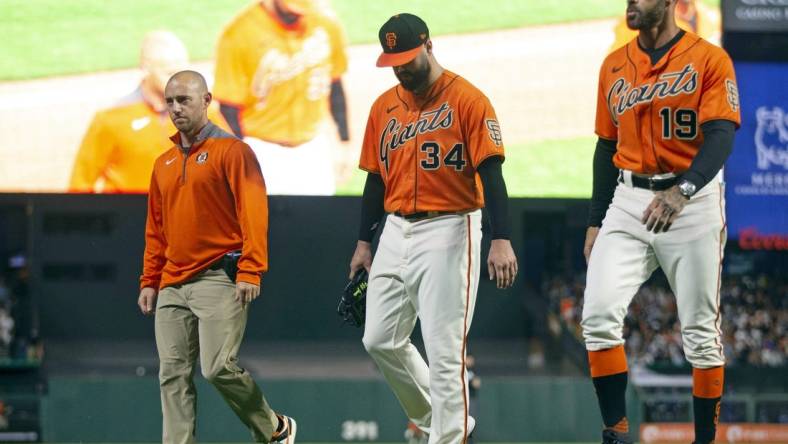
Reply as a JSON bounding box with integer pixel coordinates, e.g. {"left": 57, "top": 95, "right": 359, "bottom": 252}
{"left": 0, "top": 0, "right": 721, "bottom": 197}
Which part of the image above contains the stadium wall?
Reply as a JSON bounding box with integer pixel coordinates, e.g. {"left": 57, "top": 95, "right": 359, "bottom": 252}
{"left": 41, "top": 376, "right": 610, "bottom": 442}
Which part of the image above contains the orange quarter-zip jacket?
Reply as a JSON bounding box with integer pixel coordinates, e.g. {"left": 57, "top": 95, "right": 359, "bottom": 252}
{"left": 140, "top": 121, "right": 268, "bottom": 289}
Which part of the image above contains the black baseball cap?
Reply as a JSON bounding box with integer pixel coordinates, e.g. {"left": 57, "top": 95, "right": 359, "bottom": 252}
{"left": 376, "top": 13, "right": 429, "bottom": 67}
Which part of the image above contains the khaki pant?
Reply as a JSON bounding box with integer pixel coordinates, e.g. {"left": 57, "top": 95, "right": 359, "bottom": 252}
{"left": 155, "top": 268, "right": 277, "bottom": 444}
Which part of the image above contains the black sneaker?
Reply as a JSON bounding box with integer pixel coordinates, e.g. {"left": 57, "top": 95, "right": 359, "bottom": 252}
{"left": 271, "top": 415, "right": 296, "bottom": 444}
{"left": 602, "top": 428, "right": 633, "bottom": 444}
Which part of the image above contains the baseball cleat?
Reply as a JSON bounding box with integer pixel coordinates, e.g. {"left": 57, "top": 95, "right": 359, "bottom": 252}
{"left": 602, "top": 428, "right": 632, "bottom": 444}
{"left": 467, "top": 415, "right": 476, "bottom": 438}
{"left": 270, "top": 414, "right": 296, "bottom": 444}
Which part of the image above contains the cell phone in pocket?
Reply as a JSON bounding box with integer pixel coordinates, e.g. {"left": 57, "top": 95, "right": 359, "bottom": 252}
{"left": 222, "top": 250, "right": 242, "bottom": 283}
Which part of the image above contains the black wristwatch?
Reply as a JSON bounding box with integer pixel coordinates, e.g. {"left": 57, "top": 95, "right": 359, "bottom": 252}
{"left": 678, "top": 179, "right": 697, "bottom": 199}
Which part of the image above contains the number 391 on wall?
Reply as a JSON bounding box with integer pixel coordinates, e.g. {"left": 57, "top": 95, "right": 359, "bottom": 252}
{"left": 341, "top": 420, "right": 379, "bottom": 441}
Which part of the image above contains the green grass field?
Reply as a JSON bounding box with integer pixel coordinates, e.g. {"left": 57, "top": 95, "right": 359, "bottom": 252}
{"left": 0, "top": 0, "right": 716, "bottom": 81}
{"left": 336, "top": 137, "right": 595, "bottom": 198}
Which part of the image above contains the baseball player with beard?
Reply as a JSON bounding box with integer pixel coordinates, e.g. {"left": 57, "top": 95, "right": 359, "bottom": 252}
{"left": 582, "top": 1, "right": 740, "bottom": 443}
{"left": 610, "top": 0, "right": 721, "bottom": 51}
{"left": 213, "top": 0, "right": 350, "bottom": 195}
{"left": 348, "top": 13, "right": 517, "bottom": 444}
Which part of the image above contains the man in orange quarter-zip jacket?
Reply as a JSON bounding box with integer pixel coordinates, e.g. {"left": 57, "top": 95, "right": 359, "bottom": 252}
{"left": 138, "top": 70, "right": 296, "bottom": 444}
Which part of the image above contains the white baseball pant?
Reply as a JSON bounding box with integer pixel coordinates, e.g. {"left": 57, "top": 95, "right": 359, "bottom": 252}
{"left": 582, "top": 171, "right": 726, "bottom": 368}
{"left": 363, "top": 210, "right": 481, "bottom": 444}
{"left": 245, "top": 133, "right": 335, "bottom": 195}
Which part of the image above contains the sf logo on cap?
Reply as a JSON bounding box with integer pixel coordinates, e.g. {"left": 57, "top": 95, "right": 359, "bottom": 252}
{"left": 386, "top": 32, "right": 397, "bottom": 49}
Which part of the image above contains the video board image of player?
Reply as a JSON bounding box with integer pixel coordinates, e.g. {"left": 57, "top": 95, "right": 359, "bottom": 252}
{"left": 213, "top": 0, "right": 350, "bottom": 195}
{"left": 0, "top": 1, "right": 731, "bottom": 198}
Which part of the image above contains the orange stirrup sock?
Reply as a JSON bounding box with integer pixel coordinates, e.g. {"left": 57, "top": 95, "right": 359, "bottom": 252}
{"left": 693, "top": 366, "right": 724, "bottom": 399}
{"left": 693, "top": 366, "right": 724, "bottom": 444}
{"left": 588, "top": 344, "right": 628, "bottom": 378}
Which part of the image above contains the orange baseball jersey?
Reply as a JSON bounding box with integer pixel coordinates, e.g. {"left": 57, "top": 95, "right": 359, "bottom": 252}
{"left": 596, "top": 33, "right": 741, "bottom": 174}
{"left": 70, "top": 89, "right": 229, "bottom": 193}
{"left": 140, "top": 121, "right": 268, "bottom": 290}
{"left": 213, "top": 3, "right": 347, "bottom": 145}
{"left": 359, "top": 70, "right": 505, "bottom": 214}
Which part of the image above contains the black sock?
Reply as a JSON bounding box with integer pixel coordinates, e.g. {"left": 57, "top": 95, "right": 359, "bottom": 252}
{"left": 694, "top": 396, "right": 720, "bottom": 443}
{"left": 592, "top": 371, "right": 628, "bottom": 430}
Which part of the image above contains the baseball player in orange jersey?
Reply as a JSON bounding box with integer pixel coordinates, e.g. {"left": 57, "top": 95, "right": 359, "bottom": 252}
{"left": 348, "top": 14, "right": 518, "bottom": 444}
{"left": 213, "top": 0, "right": 349, "bottom": 195}
{"left": 582, "top": 1, "right": 740, "bottom": 443}
{"left": 69, "top": 31, "right": 227, "bottom": 193}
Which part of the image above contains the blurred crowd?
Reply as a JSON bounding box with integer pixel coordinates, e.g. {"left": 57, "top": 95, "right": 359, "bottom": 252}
{"left": 547, "top": 271, "right": 787, "bottom": 368}
{"left": 0, "top": 275, "right": 14, "bottom": 358}
{"left": 0, "top": 274, "right": 16, "bottom": 359}
{"left": 0, "top": 254, "right": 40, "bottom": 363}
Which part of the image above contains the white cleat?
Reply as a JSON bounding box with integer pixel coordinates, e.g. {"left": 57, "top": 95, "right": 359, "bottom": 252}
{"left": 467, "top": 416, "right": 476, "bottom": 438}
{"left": 270, "top": 415, "right": 296, "bottom": 444}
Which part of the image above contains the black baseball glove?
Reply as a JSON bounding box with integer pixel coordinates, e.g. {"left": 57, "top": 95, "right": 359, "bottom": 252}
{"left": 338, "top": 269, "right": 368, "bottom": 327}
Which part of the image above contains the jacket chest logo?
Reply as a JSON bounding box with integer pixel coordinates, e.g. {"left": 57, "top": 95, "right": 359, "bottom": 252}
{"left": 196, "top": 152, "right": 209, "bottom": 164}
